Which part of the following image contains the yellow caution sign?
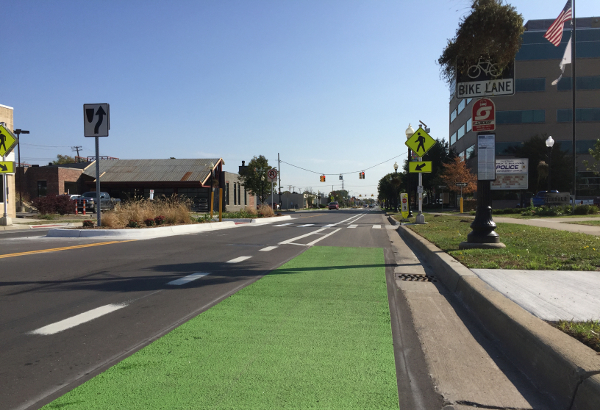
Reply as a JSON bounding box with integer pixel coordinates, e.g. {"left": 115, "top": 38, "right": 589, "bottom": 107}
{"left": 405, "top": 127, "right": 436, "bottom": 157}
{"left": 409, "top": 161, "right": 432, "bottom": 173}
{"left": 0, "top": 161, "right": 15, "bottom": 173}
{"left": 0, "top": 124, "right": 18, "bottom": 157}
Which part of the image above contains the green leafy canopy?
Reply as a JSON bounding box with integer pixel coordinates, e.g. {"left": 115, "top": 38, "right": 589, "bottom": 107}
{"left": 438, "top": 0, "right": 524, "bottom": 85}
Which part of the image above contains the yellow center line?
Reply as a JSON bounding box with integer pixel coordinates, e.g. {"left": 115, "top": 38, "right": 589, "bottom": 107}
{"left": 0, "top": 240, "right": 137, "bottom": 259}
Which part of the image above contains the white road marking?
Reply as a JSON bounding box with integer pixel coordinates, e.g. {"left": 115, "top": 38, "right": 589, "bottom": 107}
{"left": 305, "top": 228, "right": 342, "bottom": 246}
{"left": 324, "top": 224, "right": 335, "bottom": 227}
{"left": 275, "top": 223, "right": 293, "bottom": 226}
{"left": 167, "top": 272, "right": 211, "bottom": 286}
{"left": 373, "top": 225, "right": 381, "bottom": 229}
{"left": 279, "top": 228, "right": 328, "bottom": 245}
{"left": 348, "top": 224, "right": 358, "bottom": 229}
{"left": 298, "top": 224, "right": 315, "bottom": 227}
{"left": 227, "top": 256, "right": 252, "bottom": 263}
{"left": 30, "top": 304, "right": 127, "bottom": 335}
{"left": 260, "top": 246, "right": 278, "bottom": 252}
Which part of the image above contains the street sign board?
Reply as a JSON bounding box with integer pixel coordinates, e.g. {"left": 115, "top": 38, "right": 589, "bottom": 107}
{"left": 409, "top": 161, "right": 432, "bottom": 173}
{"left": 472, "top": 98, "right": 496, "bottom": 132}
{"left": 405, "top": 127, "right": 436, "bottom": 157}
{"left": 491, "top": 158, "right": 528, "bottom": 190}
{"left": 0, "top": 161, "right": 15, "bottom": 174}
{"left": 456, "top": 60, "right": 515, "bottom": 99}
{"left": 477, "top": 134, "right": 496, "bottom": 181}
{"left": 267, "top": 168, "right": 277, "bottom": 181}
{"left": 455, "top": 182, "right": 468, "bottom": 187}
{"left": 84, "top": 103, "right": 110, "bottom": 137}
{"left": 0, "top": 124, "right": 18, "bottom": 157}
{"left": 400, "top": 193, "right": 409, "bottom": 219}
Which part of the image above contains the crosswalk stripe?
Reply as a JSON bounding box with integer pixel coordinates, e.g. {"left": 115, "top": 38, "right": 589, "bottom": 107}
{"left": 298, "top": 224, "right": 315, "bottom": 227}
{"left": 275, "top": 223, "right": 293, "bottom": 226}
{"left": 348, "top": 224, "right": 358, "bottom": 229}
{"left": 373, "top": 225, "right": 381, "bottom": 229}
{"left": 227, "top": 256, "right": 252, "bottom": 263}
{"left": 260, "top": 246, "right": 278, "bottom": 252}
{"left": 167, "top": 272, "right": 211, "bottom": 286}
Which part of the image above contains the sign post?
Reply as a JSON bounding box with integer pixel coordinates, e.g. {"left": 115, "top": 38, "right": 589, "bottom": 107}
{"left": 0, "top": 124, "right": 18, "bottom": 226}
{"left": 455, "top": 182, "right": 468, "bottom": 213}
{"left": 405, "top": 125, "right": 436, "bottom": 224}
{"left": 472, "top": 98, "right": 496, "bottom": 132}
{"left": 400, "top": 193, "right": 408, "bottom": 220}
{"left": 84, "top": 103, "right": 110, "bottom": 227}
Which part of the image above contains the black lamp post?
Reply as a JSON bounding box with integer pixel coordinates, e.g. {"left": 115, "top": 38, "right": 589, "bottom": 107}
{"left": 13, "top": 129, "right": 29, "bottom": 212}
{"left": 393, "top": 161, "right": 399, "bottom": 212}
{"left": 546, "top": 136, "right": 555, "bottom": 190}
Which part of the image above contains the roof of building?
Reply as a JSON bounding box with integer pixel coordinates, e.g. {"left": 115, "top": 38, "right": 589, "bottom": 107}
{"left": 525, "top": 17, "right": 600, "bottom": 31}
{"left": 82, "top": 158, "right": 223, "bottom": 184}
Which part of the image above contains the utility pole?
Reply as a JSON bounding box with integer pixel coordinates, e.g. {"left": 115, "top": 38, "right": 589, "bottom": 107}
{"left": 72, "top": 146, "right": 82, "bottom": 162}
{"left": 278, "top": 153, "right": 281, "bottom": 208}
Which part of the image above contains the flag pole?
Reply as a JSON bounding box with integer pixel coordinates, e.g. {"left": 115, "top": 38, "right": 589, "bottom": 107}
{"left": 571, "top": 0, "right": 577, "bottom": 209}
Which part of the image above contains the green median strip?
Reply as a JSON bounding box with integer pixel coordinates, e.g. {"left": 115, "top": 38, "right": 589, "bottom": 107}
{"left": 43, "top": 246, "right": 398, "bottom": 409}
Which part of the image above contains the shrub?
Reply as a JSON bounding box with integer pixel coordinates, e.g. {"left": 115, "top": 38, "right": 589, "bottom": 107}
{"left": 196, "top": 214, "right": 212, "bottom": 223}
{"left": 154, "top": 215, "right": 165, "bottom": 225}
{"left": 127, "top": 220, "right": 140, "bottom": 228}
{"left": 32, "top": 195, "right": 74, "bottom": 215}
{"left": 257, "top": 204, "right": 274, "bottom": 217}
{"left": 101, "top": 212, "right": 120, "bottom": 228}
{"left": 144, "top": 218, "right": 155, "bottom": 226}
{"left": 82, "top": 220, "right": 95, "bottom": 228}
{"left": 243, "top": 206, "right": 258, "bottom": 216}
{"left": 574, "top": 204, "right": 597, "bottom": 215}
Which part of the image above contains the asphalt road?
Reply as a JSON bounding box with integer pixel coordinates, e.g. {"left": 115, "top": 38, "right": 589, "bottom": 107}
{"left": 1, "top": 209, "right": 440, "bottom": 410}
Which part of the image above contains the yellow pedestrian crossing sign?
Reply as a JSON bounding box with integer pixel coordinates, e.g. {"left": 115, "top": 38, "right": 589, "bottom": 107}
{"left": 405, "top": 127, "right": 436, "bottom": 157}
{"left": 0, "top": 161, "right": 15, "bottom": 174}
{"left": 409, "top": 161, "right": 432, "bottom": 173}
{"left": 0, "top": 124, "right": 18, "bottom": 157}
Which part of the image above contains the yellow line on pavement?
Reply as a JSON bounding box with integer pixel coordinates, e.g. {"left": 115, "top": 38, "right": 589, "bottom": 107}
{"left": 0, "top": 240, "right": 137, "bottom": 259}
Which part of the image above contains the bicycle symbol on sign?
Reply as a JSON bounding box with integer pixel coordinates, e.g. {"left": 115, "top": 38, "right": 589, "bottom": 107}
{"left": 467, "top": 58, "right": 501, "bottom": 79}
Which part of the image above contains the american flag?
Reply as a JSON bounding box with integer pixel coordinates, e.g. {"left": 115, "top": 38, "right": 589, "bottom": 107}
{"left": 544, "top": 0, "right": 573, "bottom": 46}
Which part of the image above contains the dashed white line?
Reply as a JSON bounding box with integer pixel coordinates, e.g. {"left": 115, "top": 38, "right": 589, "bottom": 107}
{"left": 167, "top": 272, "right": 211, "bottom": 286}
{"left": 298, "top": 224, "right": 315, "bottom": 227}
{"left": 305, "top": 228, "right": 342, "bottom": 246}
{"left": 348, "top": 224, "right": 358, "bottom": 229}
{"left": 227, "top": 256, "right": 252, "bottom": 263}
{"left": 30, "top": 304, "right": 128, "bottom": 335}
{"left": 275, "top": 223, "right": 293, "bottom": 226}
{"left": 260, "top": 246, "right": 278, "bottom": 252}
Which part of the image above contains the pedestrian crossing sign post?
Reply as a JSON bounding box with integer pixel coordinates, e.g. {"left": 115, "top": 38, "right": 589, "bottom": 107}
{"left": 405, "top": 127, "right": 435, "bottom": 157}
{"left": 400, "top": 193, "right": 409, "bottom": 220}
{"left": 0, "top": 161, "right": 15, "bottom": 174}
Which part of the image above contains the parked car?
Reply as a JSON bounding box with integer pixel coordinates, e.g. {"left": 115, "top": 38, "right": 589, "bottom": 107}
{"left": 76, "top": 192, "right": 121, "bottom": 212}
{"left": 531, "top": 190, "right": 559, "bottom": 207}
{"left": 328, "top": 201, "right": 339, "bottom": 210}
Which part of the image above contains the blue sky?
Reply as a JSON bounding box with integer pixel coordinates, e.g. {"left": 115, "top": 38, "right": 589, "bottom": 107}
{"left": 4, "top": 0, "right": 599, "bottom": 197}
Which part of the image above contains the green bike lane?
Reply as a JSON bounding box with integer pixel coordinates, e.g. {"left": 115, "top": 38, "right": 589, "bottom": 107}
{"left": 42, "top": 246, "right": 398, "bottom": 409}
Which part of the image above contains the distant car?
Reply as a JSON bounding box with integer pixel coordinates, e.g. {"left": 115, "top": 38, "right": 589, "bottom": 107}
{"left": 532, "top": 190, "right": 559, "bottom": 207}
{"left": 328, "top": 201, "right": 339, "bottom": 210}
{"left": 69, "top": 194, "right": 81, "bottom": 200}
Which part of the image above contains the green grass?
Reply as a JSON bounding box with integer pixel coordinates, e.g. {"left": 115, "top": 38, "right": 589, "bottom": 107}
{"left": 42, "top": 247, "right": 398, "bottom": 409}
{"left": 564, "top": 219, "right": 600, "bottom": 226}
{"left": 397, "top": 214, "right": 600, "bottom": 270}
{"left": 552, "top": 320, "right": 600, "bottom": 352}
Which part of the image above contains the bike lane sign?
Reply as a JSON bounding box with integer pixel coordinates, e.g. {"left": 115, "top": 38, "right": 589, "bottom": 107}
{"left": 456, "top": 59, "right": 515, "bottom": 99}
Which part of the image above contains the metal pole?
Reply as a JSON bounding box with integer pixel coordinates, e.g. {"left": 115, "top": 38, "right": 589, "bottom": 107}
{"left": 278, "top": 153, "right": 281, "bottom": 208}
{"left": 271, "top": 181, "right": 274, "bottom": 210}
{"left": 571, "top": 2, "right": 577, "bottom": 210}
{"left": 95, "top": 136, "right": 101, "bottom": 227}
{"left": 219, "top": 188, "right": 223, "bottom": 222}
{"left": 407, "top": 148, "right": 413, "bottom": 217}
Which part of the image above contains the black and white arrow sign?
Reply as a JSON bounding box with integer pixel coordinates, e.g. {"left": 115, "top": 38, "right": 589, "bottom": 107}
{"left": 83, "top": 103, "right": 110, "bottom": 137}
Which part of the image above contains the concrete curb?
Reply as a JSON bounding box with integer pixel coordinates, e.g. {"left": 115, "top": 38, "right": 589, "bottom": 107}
{"left": 249, "top": 215, "right": 292, "bottom": 224}
{"left": 397, "top": 225, "right": 600, "bottom": 409}
{"left": 46, "top": 221, "right": 237, "bottom": 239}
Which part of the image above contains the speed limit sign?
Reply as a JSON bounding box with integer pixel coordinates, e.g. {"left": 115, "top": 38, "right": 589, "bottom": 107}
{"left": 267, "top": 168, "right": 277, "bottom": 181}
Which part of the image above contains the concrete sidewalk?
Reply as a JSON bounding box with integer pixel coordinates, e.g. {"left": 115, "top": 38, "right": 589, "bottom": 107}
{"left": 389, "top": 215, "right": 600, "bottom": 409}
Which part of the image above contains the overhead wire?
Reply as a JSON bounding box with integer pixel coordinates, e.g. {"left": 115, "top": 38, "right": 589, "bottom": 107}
{"left": 280, "top": 152, "right": 406, "bottom": 176}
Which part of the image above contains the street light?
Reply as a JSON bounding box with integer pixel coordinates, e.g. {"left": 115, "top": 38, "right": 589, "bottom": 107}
{"left": 546, "top": 136, "right": 555, "bottom": 190}
{"left": 405, "top": 124, "right": 414, "bottom": 217}
{"left": 394, "top": 161, "right": 398, "bottom": 173}
{"left": 13, "top": 129, "right": 29, "bottom": 212}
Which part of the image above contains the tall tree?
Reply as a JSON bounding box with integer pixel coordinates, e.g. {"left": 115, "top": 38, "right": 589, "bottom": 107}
{"left": 438, "top": 0, "right": 524, "bottom": 86}
{"left": 378, "top": 172, "right": 403, "bottom": 210}
{"left": 52, "top": 154, "right": 77, "bottom": 165}
{"left": 440, "top": 157, "right": 478, "bottom": 194}
{"left": 238, "top": 155, "right": 275, "bottom": 204}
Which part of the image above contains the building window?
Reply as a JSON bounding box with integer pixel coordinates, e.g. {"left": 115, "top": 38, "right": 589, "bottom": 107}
{"left": 557, "top": 108, "right": 600, "bottom": 123}
{"left": 466, "top": 144, "right": 475, "bottom": 160}
{"left": 496, "top": 110, "right": 545, "bottom": 124}
{"left": 458, "top": 99, "right": 466, "bottom": 114}
{"left": 226, "top": 183, "right": 230, "bottom": 205}
{"left": 558, "top": 76, "right": 600, "bottom": 91}
{"left": 238, "top": 184, "right": 241, "bottom": 206}
{"left": 450, "top": 132, "right": 457, "bottom": 146}
{"left": 244, "top": 187, "right": 247, "bottom": 205}
{"left": 450, "top": 108, "right": 457, "bottom": 123}
{"left": 466, "top": 118, "right": 472, "bottom": 132}
{"left": 457, "top": 124, "right": 466, "bottom": 140}
{"left": 516, "top": 78, "right": 545, "bottom": 92}
{"left": 459, "top": 151, "right": 465, "bottom": 160}
{"left": 233, "top": 182, "right": 237, "bottom": 205}
{"left": 37, "top": 181, "right": 47, "bottom": 197}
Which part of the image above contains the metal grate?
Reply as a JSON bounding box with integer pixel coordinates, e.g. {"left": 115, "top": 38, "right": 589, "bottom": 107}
{"left": 396, "top": 273, "right": 437, "bottom": 282}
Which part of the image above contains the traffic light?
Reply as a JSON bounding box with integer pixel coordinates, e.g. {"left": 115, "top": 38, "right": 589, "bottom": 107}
{"left": 359, "top": 171, "right": 365, "bottom": 179}
{"left": 320, "top": 175, "right": 326, "bottom": 182}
